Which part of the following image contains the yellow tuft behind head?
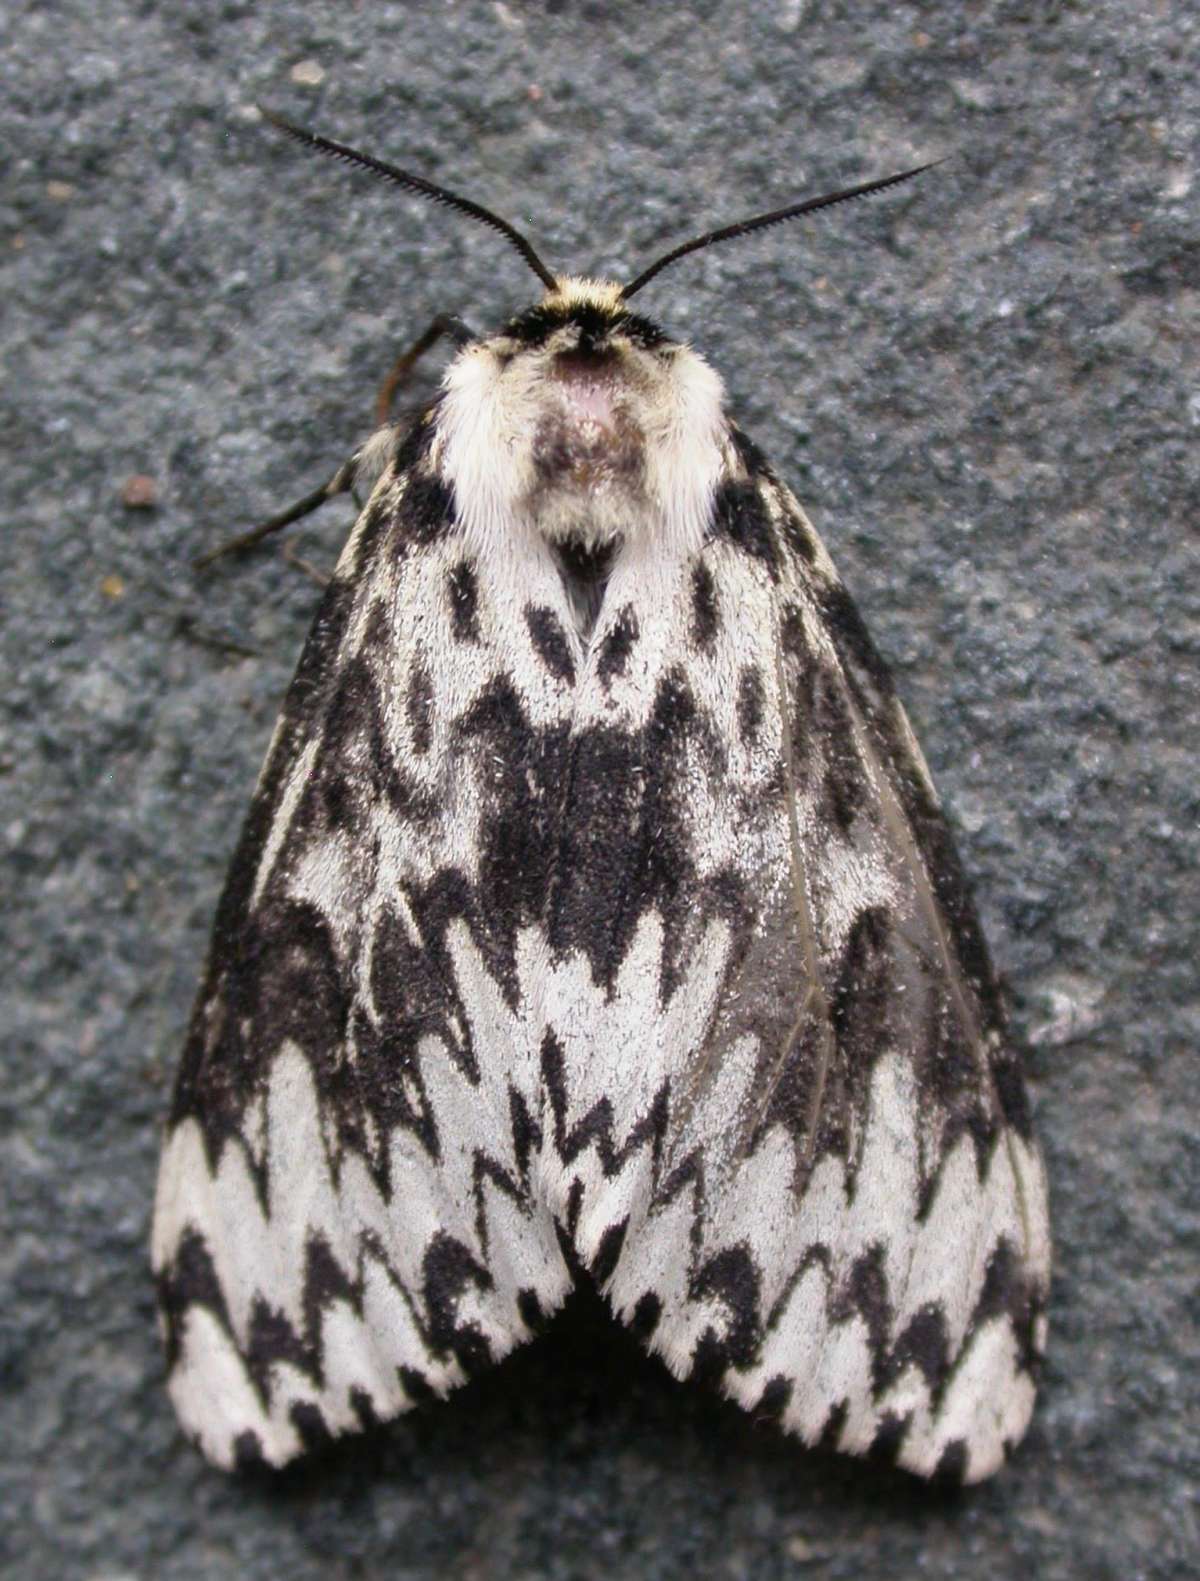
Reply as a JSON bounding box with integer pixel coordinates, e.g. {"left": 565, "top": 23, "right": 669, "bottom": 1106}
{"left": 538, "top": 276, "right": 626, "bottom": 313}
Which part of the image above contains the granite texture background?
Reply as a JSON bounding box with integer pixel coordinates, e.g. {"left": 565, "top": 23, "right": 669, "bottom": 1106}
{"left": 3, "top": 2, "right": 1197, "bottom": 1577}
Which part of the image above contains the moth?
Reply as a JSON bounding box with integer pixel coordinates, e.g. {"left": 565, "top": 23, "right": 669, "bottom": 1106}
{"left": 153, "top": 112, "right": 1050, "bottom": 1482}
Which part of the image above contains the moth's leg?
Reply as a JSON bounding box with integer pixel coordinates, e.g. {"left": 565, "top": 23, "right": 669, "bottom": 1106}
{"left": 373, "top": 313, "right": 475, "bottom": 424}
{"left": 282, "top": 539, "right": 334, "bottom": 588}
{"left": 192, "top": 458, "right": 357, "bottom": 569}
{"left": 194, "top": 315, "right": 474, "bottom": 571}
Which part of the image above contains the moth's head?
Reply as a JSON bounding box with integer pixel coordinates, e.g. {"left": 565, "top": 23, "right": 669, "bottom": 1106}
{"left": 439, "top": 276, "right": 725, "bottom": 550}
{"left": 255, "top": 110, "right": 937, "bottom": 551}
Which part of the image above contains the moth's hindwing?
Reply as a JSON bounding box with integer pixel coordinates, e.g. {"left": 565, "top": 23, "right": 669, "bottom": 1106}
{"left": 155, "top": 417, "right": 1049, "bottom": 1482}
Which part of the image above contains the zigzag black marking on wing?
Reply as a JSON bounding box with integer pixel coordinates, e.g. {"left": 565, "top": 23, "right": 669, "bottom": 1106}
{"left": 540, "top": 1029, "right": 745, "bottom": 1293}
{"left": 536, "top": 1016, "right": 1044, "bottom": 1454}
{"left": 696, "top": 1226, "right": 1042, "bottom": 1423}
{"left": 540, "top": 1031, "right": 671, "bottom": 1177}
{"left": 466, "top": 1083, "right": 545, "bottom": 1260}
{"left": 156, "top": 1213, "right": 515, "bottom": 1421}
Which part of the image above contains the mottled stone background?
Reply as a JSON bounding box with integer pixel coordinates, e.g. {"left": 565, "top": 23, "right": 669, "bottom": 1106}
{"left": 3, "top": 2, "right": 1196, "bottom": 1577}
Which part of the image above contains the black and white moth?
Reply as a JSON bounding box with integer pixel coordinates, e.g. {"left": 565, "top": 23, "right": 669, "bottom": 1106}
{"left": 153, "top": 114, "right": 1050, "bottom": 1482}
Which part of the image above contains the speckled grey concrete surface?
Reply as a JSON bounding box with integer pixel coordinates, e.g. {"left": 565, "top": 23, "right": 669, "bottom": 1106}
{"left": 3, "top": 2, "right": 1197, "bottom": 1577}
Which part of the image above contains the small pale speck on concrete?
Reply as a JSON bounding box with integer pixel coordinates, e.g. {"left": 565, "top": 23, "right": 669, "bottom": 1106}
{"left": 289, "top": 59, "right": 326, "bottom": 86}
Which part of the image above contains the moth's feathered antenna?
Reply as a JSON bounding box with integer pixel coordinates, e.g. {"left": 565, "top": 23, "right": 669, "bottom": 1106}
{"left": 621, "top": 161, "right": 942, "bottom": 300}
{"left": 258, "top": 107, "right": 559, "bottom": 291}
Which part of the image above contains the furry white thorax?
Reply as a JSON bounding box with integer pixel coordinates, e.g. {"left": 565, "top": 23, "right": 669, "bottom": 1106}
{"left": 436, "top": 276, "right": 728, "bottom": 560}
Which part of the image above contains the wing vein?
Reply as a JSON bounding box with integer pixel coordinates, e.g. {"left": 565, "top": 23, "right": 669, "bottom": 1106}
{"left": 766, "top": 613, "right": 838, "bottom": 1172}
